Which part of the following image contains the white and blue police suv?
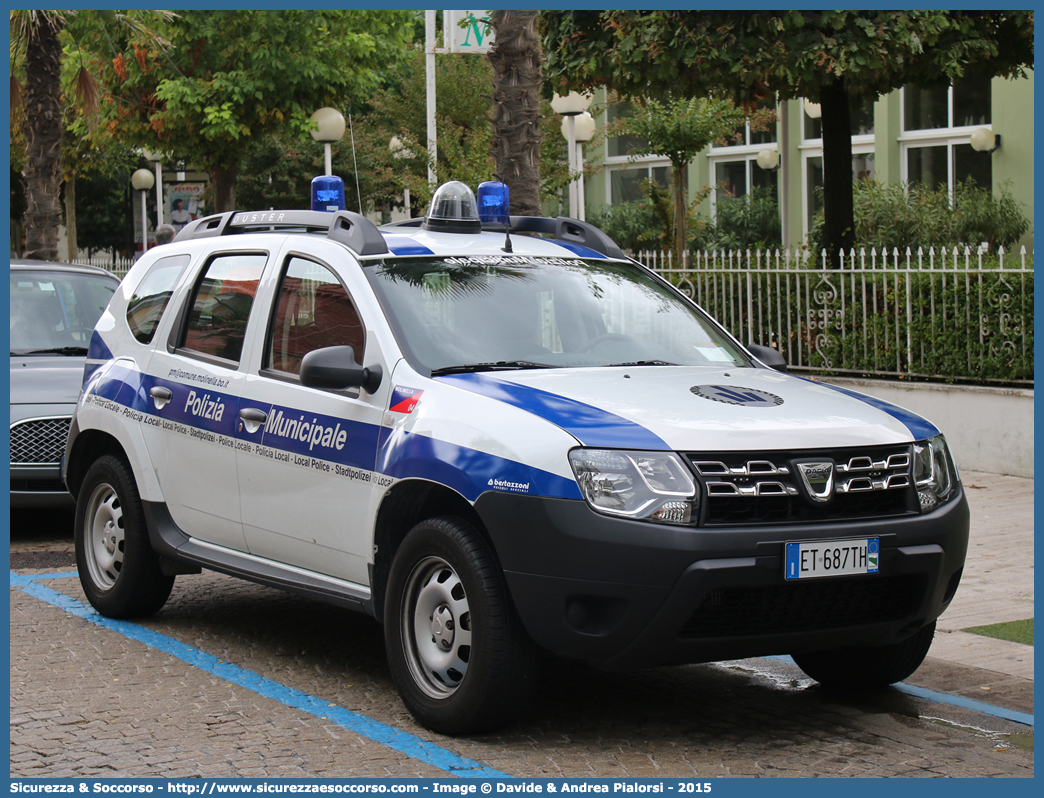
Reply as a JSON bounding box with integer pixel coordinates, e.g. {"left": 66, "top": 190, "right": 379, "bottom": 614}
{"left": 65, "top": 180, "right": 969, "bottom": 735}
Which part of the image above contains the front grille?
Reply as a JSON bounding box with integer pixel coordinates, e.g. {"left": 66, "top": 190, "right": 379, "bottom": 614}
{"left": 10, "top": 416, "right": 72, "bottom": 466}
{"left": 679, "top": 575, "right": 926, "bottom": 638}
{"left": 687, "top": 445, "right": 918, "bottom": 526}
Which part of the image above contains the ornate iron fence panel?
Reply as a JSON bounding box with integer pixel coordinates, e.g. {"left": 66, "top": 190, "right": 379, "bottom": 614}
{"left": 639, "top": 246, "right": 1034, "bottom": 386}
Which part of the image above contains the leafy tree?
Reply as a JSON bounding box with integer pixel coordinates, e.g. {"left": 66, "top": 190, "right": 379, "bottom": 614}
{"left": 487, "top": 11, "right": 544, "bottom": 216}
{"left": 93, "top": 10, "right": 415, "bottom": 212}
{"left": 543, "top": 10, "right": 1034, "bottom": 264}
{"left": 612, "top": 95, "right": 769, "bottom": 264}
{"left": 350, "top": 47, "right": 572, "bottom": 216}
{"left": 10, "top": 10, "right": 169, "bottom": 260}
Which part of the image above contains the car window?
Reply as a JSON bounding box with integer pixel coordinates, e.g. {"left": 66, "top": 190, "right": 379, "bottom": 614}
{"left": 10, "top": 269, "right": 117, "bottom": 352}
{"left": 366, "top": 257, "right": 749, "bottom": 372}
{"left": 266, "top": 256, "right": 366, "bottom": 375}
{"left": 126, "top": 254, "right": 191, "bottom": 344}
{"left": 181, "top": 254, "right": 267, "bottom": 364}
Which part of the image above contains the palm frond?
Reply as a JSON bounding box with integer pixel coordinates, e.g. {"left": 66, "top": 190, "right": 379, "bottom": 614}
{"left": 74, "top": 66, "right": 99, "bottom": 130}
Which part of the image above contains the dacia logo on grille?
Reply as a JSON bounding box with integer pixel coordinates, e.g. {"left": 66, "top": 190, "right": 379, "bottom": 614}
{"left": 796, "top": 461, "right": 834, "bottom": 503}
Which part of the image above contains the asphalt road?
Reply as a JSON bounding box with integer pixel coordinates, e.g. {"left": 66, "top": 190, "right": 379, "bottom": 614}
{"left": 9, "top": 505, "right": 1034, "bottom": 779}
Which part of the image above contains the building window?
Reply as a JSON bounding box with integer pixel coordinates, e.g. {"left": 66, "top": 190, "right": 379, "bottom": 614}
{"left": 713, "top": 156, "right": 778, "bottom": 203}
{"left": 803, "top": 95, "right": 875, "bottom": 140}
{"left": 901, "top": 78, "right": 992, "bottom": 192}
{"left": 608, "top": 164, "right": 673, "bottom": 204}
{"left": 708, "top": 99, "right": 778, "bottom": 219}
{"left": 803, "top": 151, "right": 876, "bottom": 234}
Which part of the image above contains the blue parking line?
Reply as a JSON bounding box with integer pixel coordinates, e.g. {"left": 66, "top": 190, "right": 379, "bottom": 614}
{"left": 10, "top": 571, "right": 512, "bottom": 778}
{"left": 767, "top": 655, "right": 1034, "bottom": 728}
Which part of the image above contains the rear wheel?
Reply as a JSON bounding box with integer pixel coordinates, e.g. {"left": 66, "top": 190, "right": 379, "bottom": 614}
{"left": 75, "top": 455, "right": 175, "bottom": 618}
{"left": 792, "top": 621, "right": 936, "bottom": 689}
{"left": 385, "top": 516, "right": 538, "bottom": 735}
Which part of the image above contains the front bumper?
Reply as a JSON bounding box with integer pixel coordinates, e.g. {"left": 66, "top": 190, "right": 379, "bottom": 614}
{"left": 10, "top": 464, "right": 74, "bottom": 508}
{"left": 475, "top": 490, "right": 969, "bottom": 670}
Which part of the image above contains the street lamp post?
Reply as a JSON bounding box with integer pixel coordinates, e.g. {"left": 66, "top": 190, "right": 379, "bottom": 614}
{"left": 131, "top": 168, "right": 155, "bottom": 258}
{"left": 389, "top": 136, "right": 413, "bottom": 218}
{"left": 310, "top": 107, "right": 346, "bottom": 176}
{"left": 551, "top": 91, "right": 593, "bottom": 218}
{"left": 561, "top": 111, "right": 596, "bottom": 221}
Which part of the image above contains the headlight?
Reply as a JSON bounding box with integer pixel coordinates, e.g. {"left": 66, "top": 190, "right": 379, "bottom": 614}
{"left": 913, "top": 434, "right": 960, "bottom": 512}
{"left": 568, "top": 449, "right": 698, "bottom": 525}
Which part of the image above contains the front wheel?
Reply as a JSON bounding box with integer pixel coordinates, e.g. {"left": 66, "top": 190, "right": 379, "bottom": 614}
{"left": 74, "top": 454, "right": 175, "bottom": 618}
{"left": 384, "top": 516, "right": 538, "bottom": 735}
{"left": 792, "top": 621, "right": 936, "bottom": 689}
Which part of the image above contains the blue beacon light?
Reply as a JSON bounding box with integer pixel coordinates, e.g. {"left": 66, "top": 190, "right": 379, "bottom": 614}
{"left": 477, "top": 181, "right": 510, "bottom": 225}
{"left": 311, "top": 175, "right": 345, "bottom": 212}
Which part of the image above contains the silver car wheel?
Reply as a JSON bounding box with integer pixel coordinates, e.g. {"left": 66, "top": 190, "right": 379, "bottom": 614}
{"left": 400, "top": 555, "right": 472, "bottom": 699}
{"left": 83, "top": 480, "right": 125, "bottom": 590}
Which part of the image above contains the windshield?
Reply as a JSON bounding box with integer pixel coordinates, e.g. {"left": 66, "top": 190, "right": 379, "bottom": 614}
{"left": 10, "top": 269, "right": 118, "bottom": 354}
{"left": 365, "top": 256, "right": 750, "bottom": 374}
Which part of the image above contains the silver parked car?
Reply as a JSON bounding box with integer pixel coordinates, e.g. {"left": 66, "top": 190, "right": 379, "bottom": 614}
{"left": 10, "top": 259, "right": 119, "bottom": 507}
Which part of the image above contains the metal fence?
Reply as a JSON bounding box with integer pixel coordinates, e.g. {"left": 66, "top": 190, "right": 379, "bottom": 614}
{"left": 636, "top": 246, "right": 1034, "bottom": 386}
{"left": 71, "top": 246, "right": 1034, "bottom": 386}
{"left": 70, "top": 255, "right": 136, "bottom": 280}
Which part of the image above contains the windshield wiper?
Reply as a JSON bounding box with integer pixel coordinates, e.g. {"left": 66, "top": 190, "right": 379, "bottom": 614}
{"left": 15, "top": 346, "right": 89, "bottom": 356}
{"left": 431, "top": 360, "right": 555, "bottom": 376}
{"left": 605, "top": 360, "right": 680, "bottom": 367}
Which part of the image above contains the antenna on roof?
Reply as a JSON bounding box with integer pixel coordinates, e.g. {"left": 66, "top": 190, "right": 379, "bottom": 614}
{"left": 348, "top": 114, "right": 363, "bottom": 216}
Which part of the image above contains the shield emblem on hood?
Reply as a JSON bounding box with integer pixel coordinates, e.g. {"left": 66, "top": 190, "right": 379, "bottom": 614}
{"left": 796, "top": 461, "right": 834, "bottom": 503}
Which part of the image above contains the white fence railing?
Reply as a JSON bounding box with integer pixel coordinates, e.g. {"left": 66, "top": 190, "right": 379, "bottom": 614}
{"left": 70, "top": 255, "right": 136, "bottom": 280}
{"left": 69, "top": 245, "right": 1034, "bottom": 386}
{"left": 635, "top": 246, "right": 1034, "bottom": 386}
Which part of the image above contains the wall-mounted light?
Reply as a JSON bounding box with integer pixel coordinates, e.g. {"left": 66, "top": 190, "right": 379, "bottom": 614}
{"left": 803, "top": 98, "right": 822, "bottom": 119}
{"left": 970, "top": 127, "right": 1001, "bottom": 153}
{"left": 756, "top": 148, "right": 780, "bottom": 171}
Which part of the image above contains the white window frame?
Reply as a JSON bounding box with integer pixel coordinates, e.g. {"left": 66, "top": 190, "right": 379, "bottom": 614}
{"left": 899, "top": 84, "right": 992, "bottom": 196}
{"left": 603, "top": 158, "right": 673, "bottom": 206}
{"left": 799, "top": 141, "right": 877, "bottom": 240}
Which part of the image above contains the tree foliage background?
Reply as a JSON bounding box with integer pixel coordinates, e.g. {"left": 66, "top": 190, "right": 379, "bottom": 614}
{"left": 543, "top": 10, "right": 1034, "bottom": 262}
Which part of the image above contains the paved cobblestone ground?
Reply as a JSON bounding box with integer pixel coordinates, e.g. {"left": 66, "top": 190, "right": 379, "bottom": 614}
{"left": 10, "top": 569, "right": 1032, "bottom": 779}
{"left": 9, "top": 469, "right": 1034, "bottom": 779}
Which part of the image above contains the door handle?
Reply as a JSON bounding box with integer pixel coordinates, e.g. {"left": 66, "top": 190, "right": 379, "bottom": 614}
{"left": 149, "top": 386, "right": 172, "bottom": 410}
{"left": 239, "top": 407, "right": 268, "bottom": 434}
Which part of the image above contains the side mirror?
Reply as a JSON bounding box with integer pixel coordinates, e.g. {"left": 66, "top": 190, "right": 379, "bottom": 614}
{"left": 300, "top": 345, "right": 383, "bottom": 394}
{"left": 748, "top": 343, "right": 788, "bottom": 373}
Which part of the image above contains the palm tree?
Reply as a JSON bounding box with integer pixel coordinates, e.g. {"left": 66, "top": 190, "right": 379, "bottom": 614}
{"left": 11, "top": 11, "right": 65, "bottom": 260}
{"left": 10, "top": 10, "right": 171, "bottom": 261}
{"left": 487, "top": 10, "right": 544, "bottom": 217}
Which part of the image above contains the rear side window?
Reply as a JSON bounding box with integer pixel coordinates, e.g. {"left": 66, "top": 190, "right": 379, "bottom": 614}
{"left": 182, "top": 254, "right": 267, "bottom": 363}
{"left": 126, "top": 254, "right": 190, "bottom": 344}
{"left": 267, "top": 256, "right": 366, "bottom": 375}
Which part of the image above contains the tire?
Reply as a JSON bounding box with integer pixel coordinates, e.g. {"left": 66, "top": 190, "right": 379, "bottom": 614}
{"left": 792, "top": 621, "right": 936, "bottom": 690}
{"left": 384, "top": 516, "right": 538, "bottom": 735}
{"left": 74, "top": 454, "right": 175, "bottom": 618}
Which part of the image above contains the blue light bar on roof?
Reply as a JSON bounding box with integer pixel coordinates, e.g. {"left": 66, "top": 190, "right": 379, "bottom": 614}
{"left": 311, "top": 175, "right": 345, "bottom": 212}
{"left": 477, "top": 181, "right": 510, "bottom": 225}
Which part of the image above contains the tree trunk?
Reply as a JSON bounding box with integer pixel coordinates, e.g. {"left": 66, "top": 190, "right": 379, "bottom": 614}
{"left": 819, "top": 79, "right": 855, "bottom": 266}
{"left": 672, "top": 160, "right": 687, "bottom": 267}
{"left": 64, "top": 176, "right": 77, "bottom": 260}
{"left": 22, "top": 16, "right": 64, "bottom": 261}
{"left": 487, "top": 10, "right": 544, "bottom": 216}
{"left": 209, "top": 163, "right": 238, "bottom": 213}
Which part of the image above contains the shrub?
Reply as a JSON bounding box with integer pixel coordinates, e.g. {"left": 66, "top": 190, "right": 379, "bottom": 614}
{"left": 808, "top": 179, "right": 1030, "bottom": 253}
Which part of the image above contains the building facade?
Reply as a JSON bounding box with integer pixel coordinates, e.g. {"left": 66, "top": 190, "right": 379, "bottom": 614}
{"left": 582, "top": 72, "right": 1034, "bottom": 250}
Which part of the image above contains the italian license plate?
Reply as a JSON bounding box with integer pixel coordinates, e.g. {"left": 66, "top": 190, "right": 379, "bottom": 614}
{"left": 784, "top": 537, "right": 879, "bottom": 580}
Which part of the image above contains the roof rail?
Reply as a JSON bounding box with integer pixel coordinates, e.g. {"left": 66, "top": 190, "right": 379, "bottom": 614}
{"left": 175, "top": 209, "right": 389, "bottom": 256}
{"left": 379, "top": 214, "right": 626, "bottom": 259}
{"left": 508, "top": 216, "right": 626, "bottom": 260}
